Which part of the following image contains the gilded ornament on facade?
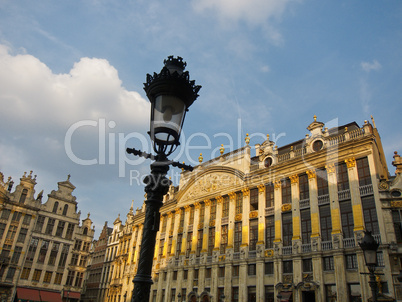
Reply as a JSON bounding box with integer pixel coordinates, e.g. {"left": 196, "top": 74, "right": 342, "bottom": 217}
{"left": 216, "top": 196, "right": 223, "bottom": 203}
{"left": 204, "top": 199, "right": 211, "bottom": 206}
{"left": 391, "top": 201, "right": 402, "bottom": 208}
{"left": 168, "top": 212, "right": 174, "bottom": 218}
{"left": 228, "top": 192, "right": 236, "bottom": 200}
{"left": 198, "top": 222, "right": 204, "bottom": 229}
{"left": 258, "top": 184, "right": 265, "bottom": 192}
{"left": 209, "top": 220, "right": 215, "bottom": 227}
{"left": 345, "top": 157, "right": 356, "bottom": 168}
{"left": 219, "top": 255, "right": 226, "bottom": 261}
{"left": 169, "top": 230, "right": 173, "bottom": 236}
{"left": 184, "top": 205, "right": 191, "bottom": 212}
{"left": 235, "top": 214, "right": 242, "bottom": 221}
{"left": 220, "top": 144, "right": 225, "bottom": 155}
{"left": 194, "top": 202, "right": 201, "bottom": 209}
{"left": 178, "top": 227, "right": 183, "bottom": 234}
{"left": 325, "top": 163, "right": 336, "bottom": 174}
{"left": 306, "top": 169, "right": 316, "bottom": 179}
{"left": 274, "top": 180, "right": 281, "bottom": 189}
{"left": 282, "top": 204, "right": 292, "bottom": 212}
{"left": 242, "top": 188, "right": 250, "bottom": 196}
{"left": 379, "top": 181, "right": 389, "bottom": 190}
{"left": 249, "top": 211, "right": 258, "bottom": 219}
{"left": 290, "top": 174, "right": 299, "bottom": 184}
{"left": 265, "top": 249, "right": 274, "bottom": 257}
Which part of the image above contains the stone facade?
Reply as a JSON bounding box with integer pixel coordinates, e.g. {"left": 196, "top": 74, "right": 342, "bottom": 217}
{"left": 0, "top": 172, "right": 94, "bottom": 302}
{"left": 93, "top": 116, "right": 402, "bottom": 302}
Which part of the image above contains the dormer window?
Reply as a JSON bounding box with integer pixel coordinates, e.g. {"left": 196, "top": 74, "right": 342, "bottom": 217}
{"left": 19, "top": 189, "right": 28, "bottom": 204}
{"left": 52, "top": 202, "right": 59, "bottom": 213}
{"left": 312, "top": 140, "right": 323, "bottom": 152}
{"left": 264, "top": 157, "right": 273, "bottom": 168}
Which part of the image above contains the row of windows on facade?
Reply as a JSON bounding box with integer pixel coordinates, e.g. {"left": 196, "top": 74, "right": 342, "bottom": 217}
{"left": 152, "top": 283, "right": 374, "bottom": 302}
{"left": 155, "top": 193, "right": 378, "bottom": 259}
{"left": 19, "top": 267, "right": 84, "bottom": 288}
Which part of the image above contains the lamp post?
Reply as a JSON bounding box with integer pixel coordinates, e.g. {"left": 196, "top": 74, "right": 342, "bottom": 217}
{"left": 128, "top": 56, "right": 201, "bottom": 302}
{"left": 177, "top": 293, "right": 182, "bottom": 302}
{"left": 359, "top": 230, "right": 380, "bottom": 302}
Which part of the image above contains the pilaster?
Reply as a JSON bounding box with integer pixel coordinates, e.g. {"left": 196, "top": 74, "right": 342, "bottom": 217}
{"left": 227, "top": 192, "right": 236, "bottom": 248}
{"left": 241, "top": 188, "right": 250, "bottom": 246}
{"left": 307, "top": 169, "right": 320, "bottom": 238}
{"left": 345, "top": 157, "right": 364, "bottom": 232}
{"left": 290, "top": 174, "right": 301, "bottom": 240}
{"left": 274, "top": 180, "right": 282, "bottom": 243}
{"left": 326, "top": 163, "right": 342, "bottom": 235}
{"left": 257, "top": 184, "right": 265, "bottom": 245}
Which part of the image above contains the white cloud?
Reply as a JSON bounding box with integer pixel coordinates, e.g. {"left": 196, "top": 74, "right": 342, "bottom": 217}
{"left": 361, "top": 60, "right": 382, "bottom": 72}
{"left": 261, "top": 65, "right": 270, "bottom": 73}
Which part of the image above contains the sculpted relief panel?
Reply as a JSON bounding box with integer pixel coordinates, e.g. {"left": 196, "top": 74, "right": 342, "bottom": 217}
{"left": 181, "top": 172, "right": 242, "bottom": 202}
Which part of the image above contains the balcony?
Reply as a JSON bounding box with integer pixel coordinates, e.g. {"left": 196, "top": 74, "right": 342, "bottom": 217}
{"left": 338, "top": 189, "right": 351, "bottom": 201}
{"left": 321, "top": 241, "right": 333, "bottom": 251}
{"left": 299, "top": 199, "right": 310, "bottom": 209}
{"left": 343, "top": 237, "right": 355, "bottom": 248}
{"left": 318, "top": 194, "right": 330, "bottom": 205}
{"left": 301, "top": 243, "right": 311, "bottom": 253}
{"left": 359, "top": 184, "right": 373, "bottom": 197}
{"left": 282, "top": 246, "right": 292, "bottom": 255}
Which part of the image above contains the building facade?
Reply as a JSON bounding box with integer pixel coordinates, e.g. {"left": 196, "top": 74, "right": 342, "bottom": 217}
{"left": 0, "top": 172, "right": 94, "bottom": 302}
{"left": 92, "top": 116, "right": 402, "bottom": 302}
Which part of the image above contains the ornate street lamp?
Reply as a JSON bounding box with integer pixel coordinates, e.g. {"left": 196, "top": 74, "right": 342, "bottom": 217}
{"left": 127, "top": 56, "right": 201, "bottom": 302}
{"left": 359, "top": 230, "right": 380, "bottom": 302}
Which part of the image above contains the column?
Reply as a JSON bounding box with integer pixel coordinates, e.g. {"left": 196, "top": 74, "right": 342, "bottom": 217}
{"left": 214, "top": 196, "right": 223, "bottom": 251}
{"left": 290, "top": 174, "right": 301, "bottom": 241}
{"left": 171, "top": 210, "right": 181, "bottom": 256}
{"left": 191, "top": 202, "right": 201, "bottom": 254}
{"left": 257, "top": 184, "right": 265, "bottom": 245}
{"left": 227, "top": 192, "right": 236, "bottom": 248}
{"left": 326, "top": 163, "right": 347, "bottom": 302}
{"left": 202, "top": 200, "right": 211, "bottom": 253}
{"left": 163, "top": 212, "right": 173, "bottom": 259}
{"left": 273, "top": 180, "right": 282, "bottom": 244}
{"left": 241, "top": 188, "right": 250, "bottom": 246}
{"left": 345, "top": 157, "right": 364, "bottom": 232}
{"left": 307, "top": 169, "right": 320, "bottom": 238}
{"left": 181, "top": 206, "right": 191, "bottom": 255}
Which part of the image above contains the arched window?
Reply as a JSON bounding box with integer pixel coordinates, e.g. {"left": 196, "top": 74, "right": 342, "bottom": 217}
{"left": 19, "top": 189, "right": 28, "bottom": 204}
{"left": 52, "top": 202, "right": 59, "bottom": 213}
{"left": 63, "top": 204, "right": 68, "bottom": 216}
{"left": 83, "top": 227, "right": 88, "bottom": 235}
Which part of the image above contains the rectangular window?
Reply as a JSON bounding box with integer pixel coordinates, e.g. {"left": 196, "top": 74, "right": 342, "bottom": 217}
{"left": 66, "top": 270, "right": 74, "bottom": 286}
{"left": 158, "top": 239, "right": 164, "bottom": 259}
{"left": 79, "top": 255, "right": 87, "bottom": 267}
{"left": 189, "top": 206, "right": 195, "bottom": 225}
{"left": 348, "top": 283, "right": 362, "bottom": 301}
{"left": 6, "top": 267, "right": 16, "bottom": 280}
{"left": 250, "top": 188, "right": 259, "bottom": 211}
{"left": 233, "top": 265, "right": 239, "bottom": 277}
{"left": 173, "top": 271, "right": 178, "bottom": 280}
{"left": 264, "top": 262, "right": 273, "bottom": 275}
{"left": 45, "top": 218, "right": 55, "bottom": 235}
{"left": 180, "top": 289, "right": 186, "bottom": 302}
{"left": 323, "top": 256, "right": 334, "bottom": 271}
{"left": 65, "top": 223, "right": 74, "bottom": 240}
{"left": 12, "top": 211, "right": 22, "bottom": 222}
{"left": 283, "top": 260, "right": 293, "bottom": 274}
{"left": 222, "top": 196, "right": 229, "bottom": 218}
{"left": 208, "top": 227, "right": 215, "bottom": 256}
{"left": 17, "top": 228, "right": 28, "bottom": 243}
{"left": 303, "top": 258, "right": 313, "bottom": 272}
{"left": 32, "top": 269, "right": 42, "bottom": 282}
{"left": 171, "top": 288, "right": 176, "bottom": 302}
{"left": 205, "top": 267, "right": 211, "bottom": 278}
{"left": 265, "top": 216, "right": 275, "bottom": 249}
{"left": 357, "top": 157, "right": 372, "bottom": 186}
{"left": 346, "top": 254, "right": 358, "bottom": 269}
{"left": 319, "top": 205, "right": 332, "bottom": 242}
{"left": 186, "top": 232, "right": 192, "bottom": 256}
{"left": 248, "top": 264, "right": 256, "bottom": 276}
{"left": 218, "top": 266, "right": 225, "bottom": 278}
{"left": 232, "top": 287, "right": 239, "bottom": 302}
{"left": 75, "top": 272, "right": 83, "bottom": 287}
{"left": 234, "top": 222, "right": 242, "bottom": 253}
{"left": 249, "top": 219, "right": 258, "bottom": 251}
{"left": 71, "top": 253, "right": 79, "bottom": 266}
{"left": 392, "top": 210, "right": 402, "bottom": 243}
{"left": 248, "top": 286, "right": 256, "bottom": 302}
{"left": 56, "top": 221, "right": 65, "bottom": 237}
{"left": 220, "top": 225, "right": 228, "bottom": 254}
{"left": 21, "top": 267, "right": 31, "bottom": 279}
{"left": 199, "top": 203, "right": 205, "bottom": 223}
{"left": 317, "top": 168, "right": 329, "bottom": 196}
{"left": 299, "top": 174, "right": 309, "bottom": 200}
{"left": 197, "top": 229, "right": 203, "bottom": 256}
{"left": 282, "top": 212, "right": 293, "bottom": 247}
{"left": 161, "top": 215, "right": 168, "bottom": 232}
{"left": 183, "top": 270, "right": 188, "bottom": 280}
{"left": 6, "top": 225, "right": 17, "bottom": 242}
{"left": 48, "top": 242, "right": 59, "bottom": 265}
{"left": 26, "top": 238, "right": 39, "bottom": 261}
{"left": 37, "top": 240, "right": 49, "bottom": 263}
{"left": 265, "top": 286, "right": 274, "bottom": 302}
{"left": 362, "top": 196, "right": 379, "bottom": 234}
{"left": 0, "top": 223, "right": 6, "bottom": 239}
{"left": 54, "top": 272, "right": 63, "bottom": 284}
{"left": 210, "top": 199, "right": 217, "bottom": 220}
{"left": 58, "top": 244, "right": 70, "bottom": 267}
{"left": 265, "top": 183, "right": 274, "bottom": 208}
{"left": 43, "top": 271, "right": 52, "bottom": 283}
{"left": 282, "top": 178, "right": 291, "bottom": 204}
{"left": 176, "top": 234, "right": 183, "bottom": 257}
{"left": 11, "top": 246, "right": 22, "bottom": 264}
{"left": 236, "top": 192, "right": 243, "bottom": 214}
{"left": 74, "top": 239, "right": 82, "bottom": 250}
{"left": 35, "top": 215, "right": 45, "bottom": 232}
{"left": 337, "top": 162, "right": 349, "bottom": 191}
{"left": 23, "top": 214, "right": 32, "bottom": 225}
{"left": 1, "top": 209, "right": 11, "bottom": 220}
{"left": 301, "top": 209, "right": 311, "bottom": 244}
{"left": 179, "top": 210, "right": 185, "bottom": 229}
{"left": 340, "top": 200, "right": 354, "bottom": 238}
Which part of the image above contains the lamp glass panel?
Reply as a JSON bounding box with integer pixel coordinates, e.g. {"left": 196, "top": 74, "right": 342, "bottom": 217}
{"left": 152, "top": 95, "right": 186, "bottom": 144}
{"left": 363, "top": 249, "right": 377, "bottom": 266}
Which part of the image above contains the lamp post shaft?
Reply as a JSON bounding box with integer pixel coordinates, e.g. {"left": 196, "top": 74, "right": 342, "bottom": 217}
{"left": 368, "top": 267, "right": 378, "bottom": 302}
{"left": 132, "top": 160, "right": 170, "bottom": 302}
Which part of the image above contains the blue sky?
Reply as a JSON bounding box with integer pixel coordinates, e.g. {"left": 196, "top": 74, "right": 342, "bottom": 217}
{"left": 0, "top": 0, "right": 401, "bottom": 235}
